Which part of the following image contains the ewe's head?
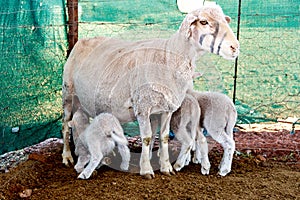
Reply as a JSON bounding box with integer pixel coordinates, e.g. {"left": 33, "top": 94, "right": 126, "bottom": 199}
{"left": 179, "top": 5, "right": 239, "bottom": 60}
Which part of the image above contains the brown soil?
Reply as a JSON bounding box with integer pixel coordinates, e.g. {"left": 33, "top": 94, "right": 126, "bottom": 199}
{"left": 0, "top": 124, "right": 299, "bottom": 200}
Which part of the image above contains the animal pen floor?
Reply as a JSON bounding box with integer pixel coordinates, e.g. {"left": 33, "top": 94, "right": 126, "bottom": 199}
{"left": 0, "top": 123, "right": 299, "bottom": 199}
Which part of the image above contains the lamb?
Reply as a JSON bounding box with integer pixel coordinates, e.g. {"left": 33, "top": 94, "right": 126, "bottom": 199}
{"left": 191, "top": 91, "right": 237, "bottom": 176}
{"left": 149, "top": 92, "right": 210, "bottom": 173}
{"left": 68, "top": 108, "right": 130, "bottom": 179}
{"left": 168, "top": 91, "right": 237, "bottom": 176}
{"left": 62, "top": 4, "right": 239, "bottom": 179}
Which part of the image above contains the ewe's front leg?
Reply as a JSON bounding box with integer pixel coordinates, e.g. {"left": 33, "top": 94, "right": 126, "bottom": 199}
{"left": 137, "top": 114, "right": 155, "bottom": 179}
{"left": 211, "top": 130, "right": 235, "bottom": 176}
{"left": 159, "top": 112, "right": 175, "bottom": 176}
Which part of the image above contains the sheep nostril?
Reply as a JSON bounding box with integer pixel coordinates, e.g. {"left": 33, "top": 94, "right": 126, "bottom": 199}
{"left": 230, "top": 45, "right": 236, "bottom": 52}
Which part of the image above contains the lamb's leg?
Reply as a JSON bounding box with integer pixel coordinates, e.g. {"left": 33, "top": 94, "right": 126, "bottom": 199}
{"left": 78, "top": 144, "right": 103, "bottom": 179}
{"left": 173, "top": 127, "right": 193, "bottom": 171}
{"left": 74, "top": 145, "right": 90, "bottom": 173}
{"left": 137, "top": 114, "right": 155, "bottom": 179}
{"left": 118, "top": 144, "right": 130, "bottom": 171}
{"left": 193, "top": 127, "right": 210, "bottom": 175}
{"left": 210, "top": 129, "right": 235, "bottom": 176}
{"left": 159, "top": 112, "right": 175, "bottom": 176}
{"left": 149, "top": 115, "right": 160, "bottom": 159}
{"left": 61, "top": 83, "right": 74, "bottom": 166}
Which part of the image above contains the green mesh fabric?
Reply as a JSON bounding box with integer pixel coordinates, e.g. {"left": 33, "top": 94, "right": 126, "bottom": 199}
{"left": 0, "top": 0, "right": 67, "bottom": 154}
{"left": 0, "top": 0, "right": 299, "bottom": 154}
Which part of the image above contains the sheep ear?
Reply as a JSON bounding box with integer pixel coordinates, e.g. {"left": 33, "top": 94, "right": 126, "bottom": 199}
{"left": 186, "top": 15, "right": 198, "bottom": 39}
{"left": 225, "top": 16, "right": 231, "bottom": 23}
{"left": 68, "top": 121, "right": 74, "bottom": 128}
{"left": 180, "top": 14, "right": 198, "bottom": 39}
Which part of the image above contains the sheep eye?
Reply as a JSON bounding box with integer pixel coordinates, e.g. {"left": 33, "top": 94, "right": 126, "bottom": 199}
{"left": 199, "top": 20, "right": 208, "bottom": 25}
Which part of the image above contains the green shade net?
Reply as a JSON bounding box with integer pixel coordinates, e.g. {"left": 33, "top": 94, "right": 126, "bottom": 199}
{"left": 0, "top": 0, "right": 299, "bottom": 154}
{"left": 0, "top": 0, "right": 67, "bottom": 154}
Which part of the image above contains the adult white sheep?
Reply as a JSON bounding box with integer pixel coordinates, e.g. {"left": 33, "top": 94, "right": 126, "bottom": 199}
{"left": 68, "top": 108, "right": 130, "bottom": 179}
{"left": 62, "top": 4, "right": 239, "bottom": 179}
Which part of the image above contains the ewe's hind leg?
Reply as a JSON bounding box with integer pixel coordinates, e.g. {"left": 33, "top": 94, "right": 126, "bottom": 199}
{"left": 159, "top": 112, "right": 175, "bottom": 176}
{"left": 193, "top": 127, "right": 210, "bottom": 175}
{"left": 78, "top": 144, "right": 103, "bottom": 179}
{"left": 62, "top": 84, "right": 74, "bottom": 166}
{"left": 210, "top": 129, "right": 235, "bottom": 176}
{"left": 173, "top": 127, "right": 193, "bottom": 171}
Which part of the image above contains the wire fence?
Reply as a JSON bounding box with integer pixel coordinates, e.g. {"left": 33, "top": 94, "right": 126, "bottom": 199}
{"left": 0, "top": 0, "right": 299, "bottom": 154}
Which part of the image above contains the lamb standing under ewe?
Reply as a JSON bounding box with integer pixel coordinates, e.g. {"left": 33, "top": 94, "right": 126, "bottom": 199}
{"left": 68, "top": 108, "right": 130, "bottom": 179}
{"left": 62, "top": 4, "right": 239, "bottom": 179}
{"left": 192, "top": 91, "right": 237, "bottom": 176}
{"left": 163, "top": 91, "right": 237, "bottom": 176}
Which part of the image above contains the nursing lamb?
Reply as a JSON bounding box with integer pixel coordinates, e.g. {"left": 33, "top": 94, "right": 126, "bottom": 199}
{"left": 68, "top": 109, "right": 130, "bottom": 179}
{"left": 173, "top": 91, "right": 237, "bottom": 176}
{"left": 62, "top": 4, "right": 239, "bottom": 179}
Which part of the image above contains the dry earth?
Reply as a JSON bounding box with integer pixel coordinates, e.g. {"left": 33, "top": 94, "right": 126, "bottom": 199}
{"left": 0, "top": 123, "right": 299, "bottom": 200}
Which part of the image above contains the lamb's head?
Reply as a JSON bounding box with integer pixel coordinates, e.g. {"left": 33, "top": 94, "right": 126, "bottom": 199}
{"left": 179, "top": 5, "right": 239, "bottom": 60}
{"left": 68, "top": 108, "right": 89, "bottom": 142}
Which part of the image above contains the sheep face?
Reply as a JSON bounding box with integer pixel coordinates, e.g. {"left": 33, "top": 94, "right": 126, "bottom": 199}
{"left": 181, "top": 5, "right": 239, "bottom": 60}
{"left": 68, "top": 108, "right": 89, "bottom": 143}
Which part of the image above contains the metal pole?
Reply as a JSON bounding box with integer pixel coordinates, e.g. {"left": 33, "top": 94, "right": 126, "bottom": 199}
{"left": 233, "top": 0, "right": 242, "bottom": 104}
{"left": 66, "top": 0, "right": 78, "bottom": 57}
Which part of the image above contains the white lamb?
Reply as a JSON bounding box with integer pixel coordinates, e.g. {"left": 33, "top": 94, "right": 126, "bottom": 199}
{"left": 68, "top": 109, "right": 130, "bottom": 179}
{"left": 190, "top": 91, "right": 237, "bottom": 176}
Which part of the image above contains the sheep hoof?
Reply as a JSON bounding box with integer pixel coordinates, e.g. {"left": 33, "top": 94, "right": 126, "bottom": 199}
{"left": 62, "top": 152, "right": 74, "bottom": 167}
{"left": 161, "top": 170, "right": 176, "bottom": 176}
{"left": 201, "top": 167, "right": 210, "bottom": 175}
{"left": 173, "top": 163, "right": 182, "bottom": 171}
{"left": 219, "top": 169, "right": 230, "bottom": 176}
{"left": 78, "top": 173, "right": 87, "bottom": 179}
{"left": 143, "top": 173, "right": 155, "bottom": 180}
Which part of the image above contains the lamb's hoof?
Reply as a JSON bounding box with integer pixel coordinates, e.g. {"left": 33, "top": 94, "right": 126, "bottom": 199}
{"left": 143, "top": 173, "right": 155, "bottom": 180}
{"left": 218, "top": 169, "right": 230, "bottom": 176}
{"left": 78, "top": 173, "right": 87, "bottom": 179}
{"left": 201, "top": 167, "right": 210, "bottom": 175}
{"left": 173, "top": 163, "right": 182, "bottom": 172}
{"left": 102, "top": 157, "right": 112, "bottom": 165}
{"left": 192, "top": 157, "right": 199, "bottom": 164}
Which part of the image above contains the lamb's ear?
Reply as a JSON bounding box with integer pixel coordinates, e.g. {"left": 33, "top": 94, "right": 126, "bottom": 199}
{"left": 179, "top": 14, "right": 198, "bottom": 39}
{"left": 225, "top": 16, "right": 231, "bottom": 23}
{"left": 68, "top": 121, "right": 74, "bottom": 128}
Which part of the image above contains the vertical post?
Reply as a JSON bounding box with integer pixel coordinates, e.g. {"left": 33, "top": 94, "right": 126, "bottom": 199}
{"left": 233, "top": 0, "right": 242, "bottom": 104}
{"left": 67, "top": 0, "right": 78, "bottom": 57}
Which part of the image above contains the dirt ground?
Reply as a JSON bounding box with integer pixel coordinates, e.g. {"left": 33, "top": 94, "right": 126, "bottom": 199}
{"left": 0, "top": 123, "right": 299, "bottom": 200}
